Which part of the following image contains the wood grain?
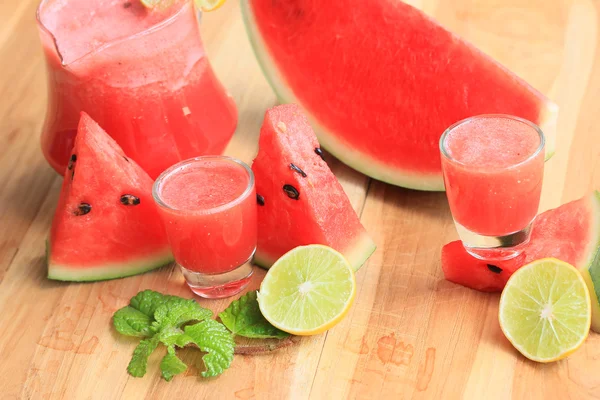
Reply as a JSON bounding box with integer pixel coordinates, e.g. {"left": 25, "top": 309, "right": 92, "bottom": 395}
{"left": 1, "top": 0, "right": 599, "bottom": 399}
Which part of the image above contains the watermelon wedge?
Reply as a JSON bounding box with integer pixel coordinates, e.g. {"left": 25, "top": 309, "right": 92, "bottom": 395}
{"left": 252, "top": 104, "right": 376, "bottom": 271}
{"left": 242, "top": 0, "right": 558, "bottom": 190}
{"left": 47, "top": 113, "right": 173, "bottom": 281}
{"left": 441, "top": 192, "right": 600, "bottom": 330}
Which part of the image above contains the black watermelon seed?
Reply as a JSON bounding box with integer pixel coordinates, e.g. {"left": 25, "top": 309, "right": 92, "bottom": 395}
{"left": 487, "top": 264, "right": 503, "bottom": 274}
{"left": 257, "top": 194, "right": 265, "bottom": 206}
{"left": 123, "top": 1, "right": 132, "bottom": 8}
{"left": 68, "top": 154, "right": 77, "bottom": 170}
{"left": 315, "top": 147, "right": 325, "bottom": 161}
{"left": 289, "top": 163, "right": 307, "bottom": 177}
{"left": 74, "top": 203, "right": 91, "bottom": 216}
{"left": 283, "top": 184, "right": 300, "bottom": 200}
{"left": 120, "top": 194, "right": 141, "bottom": 206}
{"left": 123, "top": 156, "right": 129, "bottom": 162}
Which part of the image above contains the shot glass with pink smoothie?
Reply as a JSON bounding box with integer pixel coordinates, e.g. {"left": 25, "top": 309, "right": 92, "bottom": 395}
{"left": 440, "top": 115, "right": 545, "bottom": 260}
{"left": 153, "top": 156, "right": 256, "bottom": 298}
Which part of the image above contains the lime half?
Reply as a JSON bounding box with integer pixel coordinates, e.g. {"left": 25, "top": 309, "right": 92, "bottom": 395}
{"left": 499, "top": 258, "right": 591, "bottom": 362}
{"left": 258, "top": 245, "right": 356, "bottom": 336}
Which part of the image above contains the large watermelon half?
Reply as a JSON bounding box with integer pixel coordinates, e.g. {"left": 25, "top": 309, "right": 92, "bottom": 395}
{"left": 252, "top": 104, "right": 376, "bottom": 271}
{"left": 47, "top": 113, "right": 173, "bottom": 281}
{"left": 441, "top": 192, "right": 600, "bottom": 330}
{"left": 242, "top": 0, "right": 558, "bottom": 190}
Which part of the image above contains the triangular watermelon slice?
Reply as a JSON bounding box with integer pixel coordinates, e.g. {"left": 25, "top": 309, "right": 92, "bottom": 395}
{"left": 47, "top": 113, "right": 173, "bottom": 281}
{"left": 242, "top": 0, "right": 558, "bottom": 190}
{"left": 252, "top": 104, "right": 376, "bottom": 271}
{"left": 441, "top": 192, "right": 600, "bottom": 330}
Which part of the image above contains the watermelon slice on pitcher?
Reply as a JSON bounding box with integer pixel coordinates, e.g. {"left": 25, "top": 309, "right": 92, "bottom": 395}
{"left": 441, "top": 192, "right": 600, "bottom": 330}
{"left": 252, "top": 104, "right": 376, "bottom": 271}
{"left": 47, "top": 113, "right": 173, "bottom": 281}
{"left": 242, "top": 0, "right": 558, "bottom": 190}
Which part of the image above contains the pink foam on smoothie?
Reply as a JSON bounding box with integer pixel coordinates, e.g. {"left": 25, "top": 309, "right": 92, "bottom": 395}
{"left": 39, "top": 0, "right": 183, "bottom": 64}
{"left": 444, "top": 117, "right": 542, "bottom": 168}
{"left": 160, "top": 161, "right": 250, "bottom": 211}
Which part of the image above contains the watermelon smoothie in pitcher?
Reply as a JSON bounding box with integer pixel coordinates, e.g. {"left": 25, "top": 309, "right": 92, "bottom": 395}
{"left": 440, "top": 115, "right": 545, "bottom": 260}
{"left": 36, "top": 0, "right": 237, "bottom": 178}
{"left": 153, "top": 156, "right": 256, "bottom": 298}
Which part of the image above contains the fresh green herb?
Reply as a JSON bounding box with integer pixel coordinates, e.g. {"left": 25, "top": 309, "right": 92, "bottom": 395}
{"left": 152, "top": 297, "right": 213, "bottom": 331}
{"left": 219, "top": 291, "right": 289, "bottom": 339}
{"left": 163, "top": 319, "right": 235, "bottom": 377}
{"left": 160, "top": 346, "right": 188, "bottom": 382}
{"left": 113, "top": 290, "right": 232, "bottom": 380}
{"left": 127, "top": 338, "right": 160, "bottom": 377}
{"left": 113, "top": 290, "right": 292, "bottom": 382}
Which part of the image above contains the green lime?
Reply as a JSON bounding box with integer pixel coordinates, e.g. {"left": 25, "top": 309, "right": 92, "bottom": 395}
{"left": 499, "top": 258, "right": 591, "bottom": 362}
{"left": 258, "top": 245, "right": 356, "bottom": 335}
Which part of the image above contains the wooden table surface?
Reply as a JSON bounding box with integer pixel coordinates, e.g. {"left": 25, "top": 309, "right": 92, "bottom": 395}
{"left": 2, "top": 0, "right": 600, "bottom": 399}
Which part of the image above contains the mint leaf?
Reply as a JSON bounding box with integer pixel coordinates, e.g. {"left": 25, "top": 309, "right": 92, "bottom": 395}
{"left": 113, "top": 306, "right": 154, "bottom": 337}
{"left": 172, "top": 319, "right": 234, "bottom": 377}
{"left": 127, "top": 338, "right": 159, "bottom": 377}
{"left": 130, "top": 290, "right": 174, "bottom": 317}
{"left": 218, "top": 291, "right": 289, "bottom": 339}
{"left": 113, "top": 289, "right": 174, "bottom": 337}
{"left": 157, "top": 326, "right": 184, "bottom": 345}
{"left": 160, "top": 346, "right": 187, "bottom": 381}
{"left": 153, "top": 297, "right": 213, "bottom": 331}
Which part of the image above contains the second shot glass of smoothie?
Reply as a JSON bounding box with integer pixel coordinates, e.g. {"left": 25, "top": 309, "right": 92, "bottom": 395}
{"left": 440, "top": 114, "right": 545, "bottom": 260}
{"left": 153, "top": 156, "right": 257, "bottom": 298}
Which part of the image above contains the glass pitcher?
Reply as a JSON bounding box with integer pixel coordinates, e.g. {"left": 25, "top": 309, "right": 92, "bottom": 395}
{"left": 36, "top": 0, "right": 238, "bottom": 178}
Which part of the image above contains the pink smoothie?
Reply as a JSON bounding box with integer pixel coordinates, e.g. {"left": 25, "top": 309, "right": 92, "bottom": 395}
{"left": 441, "top": 116, "right": 545, "bottom": 236}
{"left": 37, "top": 0, "right": 237, "bottom": 178}
{"left": 155, "top": 158, "right": 257, "bottom": 274}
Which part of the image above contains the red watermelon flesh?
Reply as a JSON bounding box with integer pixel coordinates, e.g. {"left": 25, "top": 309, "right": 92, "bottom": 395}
{"left": 48, "top": 113, "right": 173, "bottom": 281}
{"left": 441, "top": 192, "right": 600, "bottom": 292}
{"left": 252, "top": 104, "right": 376, "bottom": 271}
{"left": 242, "top": 0, "right": 558, "bottom": 190}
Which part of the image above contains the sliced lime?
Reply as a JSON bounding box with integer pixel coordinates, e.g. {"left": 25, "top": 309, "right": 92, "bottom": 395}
{"left": 499, "top": 258, "right": 591, "bottom": 362}
{"left": 257, "top": 245, "right": 356, "bottom": 335}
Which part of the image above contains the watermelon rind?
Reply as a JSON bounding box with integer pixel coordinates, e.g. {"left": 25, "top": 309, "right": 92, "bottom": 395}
{"left": 578, "top": 191, "right": 600, "bottom": 332}
{"left": 241, "top": 1, "right": 558, "bottom": 191}
{"left": 254, "top": 232, "right": 376, "bottom": 273}
{"left": 47, "top": 243, "right": 173, "bottom": 282}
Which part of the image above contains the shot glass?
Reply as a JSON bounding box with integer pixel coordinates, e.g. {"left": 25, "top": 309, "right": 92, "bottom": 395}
{"left": 153, "top": 156, "right": 256, "bottom": 298}
{"left": 440, "top": 115, "right": 545, "bottom": 260}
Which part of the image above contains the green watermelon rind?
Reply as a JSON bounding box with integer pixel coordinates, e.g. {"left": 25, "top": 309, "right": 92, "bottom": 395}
{"left": 579, "top": 191, "right": 600, "bottom": 332}
{"left": 241, "top": 1, "right": 558, "bottom": 191}
{"left": 47, "top": 242, "right": 174, "bottom": 282}
{"left": 254, "top": 232, "right": 377, "bottom": 273}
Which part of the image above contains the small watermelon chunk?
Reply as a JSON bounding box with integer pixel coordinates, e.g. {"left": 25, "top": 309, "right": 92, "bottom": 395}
{"left": 252, "top": 104, "right": 376, "bottom": 271}
{"left": 442, "top": 192, "right": 600, "bottom": 294}
{"left": 47, "top": 113, "right": 173, "bottom": 281}
{"left": 441, "top": 241, "right": 522, "bottom": 292}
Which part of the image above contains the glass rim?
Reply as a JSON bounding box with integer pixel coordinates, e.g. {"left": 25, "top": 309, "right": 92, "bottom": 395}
{"left": 152, "top": 156, "right": 255, "bottom": 215}
{"left": 439, "top": 114, "right": 546, "bottom": 171}
{"left": 36, "top": 0, "right": 193, "bottom": 67}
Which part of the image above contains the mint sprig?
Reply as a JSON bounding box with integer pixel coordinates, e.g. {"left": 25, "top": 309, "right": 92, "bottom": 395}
{"left": 113, "top": 290, "right": 292, "bottom": 382}
{"left": 113, "top": 290, "right": 232, "bottom": 380}
{"left": 219, "top": 291, "right": 289, "bottom": 339}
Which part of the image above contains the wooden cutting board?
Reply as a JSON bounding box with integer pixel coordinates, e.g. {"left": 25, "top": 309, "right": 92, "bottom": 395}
{"left": 1, "top": 0, "right": 599, "bottom": 398}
